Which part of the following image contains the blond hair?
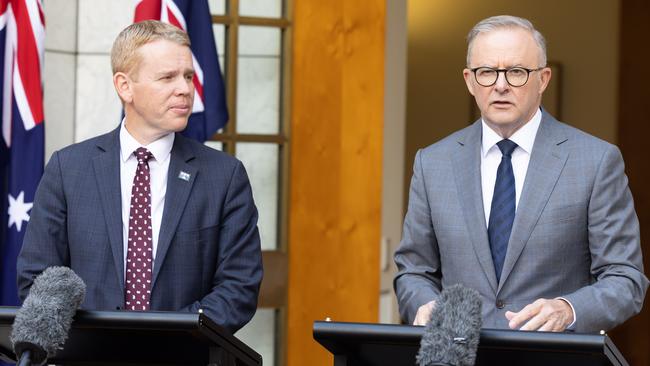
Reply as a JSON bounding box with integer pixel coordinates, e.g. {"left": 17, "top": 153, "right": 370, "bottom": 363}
{"left": 110, "top": 20, "right": 191, "bottom": 75}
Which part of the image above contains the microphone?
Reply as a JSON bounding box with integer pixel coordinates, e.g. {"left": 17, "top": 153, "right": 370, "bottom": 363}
{"left": 11, "top": 266, "right": 86, "bottom": 366}
{"left": 416, "top": 284, "right": 482, "bottom": 366}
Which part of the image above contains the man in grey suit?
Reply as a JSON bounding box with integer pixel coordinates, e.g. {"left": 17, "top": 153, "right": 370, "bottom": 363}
{"left": 394, "top": 15, "right": 648, "bottom": 332}
{"left": 17, "top": 21, "right": 262, "bottom": 333}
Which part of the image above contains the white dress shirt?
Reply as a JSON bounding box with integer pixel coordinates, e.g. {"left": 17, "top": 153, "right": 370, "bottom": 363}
{"left": 119, "top": 121, "right": 174, "bottom": 275}
{"left": 480, "top": 108, "right": 576, "bottom": 327}
{"left": 480, "top": 108, "right": 541, "bottom": 226}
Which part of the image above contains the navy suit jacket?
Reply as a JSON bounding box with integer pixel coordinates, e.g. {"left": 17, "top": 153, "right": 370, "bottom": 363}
{"left": 17, "top": 127, "right": 263, "bottom": 333}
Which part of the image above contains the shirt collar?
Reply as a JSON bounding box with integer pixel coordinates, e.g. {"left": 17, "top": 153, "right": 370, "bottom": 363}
{"left": 119, "top": 119, "right": 175, "bottom": 164}
{"left": 481, "top": 108, "right": 542, "bottom": 157}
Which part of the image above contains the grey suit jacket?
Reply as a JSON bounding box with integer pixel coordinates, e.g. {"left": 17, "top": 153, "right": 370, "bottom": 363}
{"left": 394, "top": 111, "right": 648, "bottom": 332}
{"left": 17, "top": 127, "right": 263, "bottom": 333}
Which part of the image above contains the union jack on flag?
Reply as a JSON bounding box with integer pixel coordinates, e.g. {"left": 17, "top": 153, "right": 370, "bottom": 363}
{"left": 134, "top": 0, "right": 229, "bottom": 142}
{"left": 0, "top": 0, "right": 45, "bottom": 307}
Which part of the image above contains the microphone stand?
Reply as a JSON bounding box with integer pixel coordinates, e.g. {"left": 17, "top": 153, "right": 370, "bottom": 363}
{"left": 16, "top": 349, "right": 32, "bottom": 366}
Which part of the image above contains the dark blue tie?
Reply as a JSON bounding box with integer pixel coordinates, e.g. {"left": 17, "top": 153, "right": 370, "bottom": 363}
{"left": 488, "top": 139, "right": 518, "bottom": 283}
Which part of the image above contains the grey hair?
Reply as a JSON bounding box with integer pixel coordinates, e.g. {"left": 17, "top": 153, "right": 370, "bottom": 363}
{"left": 466, "top": 15, "right": 547, "bottom": 67}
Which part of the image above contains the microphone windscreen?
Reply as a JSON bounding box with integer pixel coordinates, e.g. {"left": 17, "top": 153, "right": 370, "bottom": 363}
{"left": 11, "top": 266, "right": 86, "bottom": 363}
{"left": 417, "top": 284, "right": 482, "bottom": 366}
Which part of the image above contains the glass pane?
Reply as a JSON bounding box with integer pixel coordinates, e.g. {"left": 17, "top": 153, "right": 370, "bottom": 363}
{"left": 237, "top": 27, "right": 281, "bottom": 135}
{"left": 236, "top": 58, "right": 280, "bottom": 134}
{"left": 235, "top": 309, "right": 276, "bottom": 366}
{"left": 204, "top": 140, "right": 223, "bottom": 151}
{"left": 239, "top": 26, "right": 280, "bottom": 56}
{"left": 208, "top": 0, "right": 226, "bottom": 15}
{"left": 239, "top": 0, "right": 282, "bottom": 18}
{"left": 236, "top": 143, "right": 278, "bottom": 250}
{"left": 212, "top": 24, "right": 226, "bottom": 77}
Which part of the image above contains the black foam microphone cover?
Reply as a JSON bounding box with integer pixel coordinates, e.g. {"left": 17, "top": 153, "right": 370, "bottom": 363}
{"left": 11, "top": 266, "right": 86, "bottom": 365}
{"left": 417, "top": 284, "right": 482, "bottom": 366}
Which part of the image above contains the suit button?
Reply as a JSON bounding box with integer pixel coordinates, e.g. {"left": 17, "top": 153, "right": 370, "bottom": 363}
{"left": 496, "top": 300, "right": 505, "bottom": 309}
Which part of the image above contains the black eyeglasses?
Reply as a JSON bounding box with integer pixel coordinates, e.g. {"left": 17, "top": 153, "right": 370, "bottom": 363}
{"left": 470, "top": 66, "right": 544, "bottom": 87}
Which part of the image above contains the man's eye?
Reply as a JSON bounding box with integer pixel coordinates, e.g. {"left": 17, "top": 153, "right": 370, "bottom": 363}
{"left": 478, "top": 69, "right": 495, "bottom": 77}
{"left": 508, "top": 68, "right": 526, "bottom": 77}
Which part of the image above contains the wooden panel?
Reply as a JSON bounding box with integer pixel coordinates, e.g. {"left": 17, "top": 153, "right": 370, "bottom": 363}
{"left": 258, "top": 251, "right": 287, "bottom": 308}
{"left": 612, "top": 1, "right": 650, "bottom": 365}
{"left": 287, "top": 1, "right": 385, "bottom": 365}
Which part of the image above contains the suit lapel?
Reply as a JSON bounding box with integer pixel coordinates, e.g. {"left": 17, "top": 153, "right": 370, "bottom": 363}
{"left": 452, "top": 121, "right": 498, "bottom": 293}
{"left": 92, "top": 127, "right": 125, "bottom": 289}
{"left": 152, "top": 134, "right": 197, "bottom": 287}
{"left": 497, "top": 113, "right": 569, "bottom": 292}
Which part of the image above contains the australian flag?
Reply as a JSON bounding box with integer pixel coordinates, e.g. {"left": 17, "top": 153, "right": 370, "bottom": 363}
{"left": 134, "top": 0, "right": 228, "bottom": 142}
{"left": 0, "top": 0, "right": 45, "bottom": 308}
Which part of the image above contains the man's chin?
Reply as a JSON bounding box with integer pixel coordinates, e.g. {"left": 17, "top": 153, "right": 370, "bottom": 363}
{"left": 483, "top": 110, "right": 520, "bottom": 125}
{"left": 169, "top": 118, "right": 190, "bottom": 132}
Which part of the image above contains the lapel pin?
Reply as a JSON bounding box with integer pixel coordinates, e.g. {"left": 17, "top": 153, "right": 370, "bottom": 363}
{"left": 178, "top": 171, "right": 191, "bottom": 181}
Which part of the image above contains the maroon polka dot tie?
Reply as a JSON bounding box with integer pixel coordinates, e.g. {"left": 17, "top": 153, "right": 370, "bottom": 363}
{"left": 125, "top": 147, "right": 154, "bottom": 311}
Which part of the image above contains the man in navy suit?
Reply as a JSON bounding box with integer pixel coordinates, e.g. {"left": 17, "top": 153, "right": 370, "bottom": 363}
{"left": 17, "top": 20, "right": 262, "bottom": 333}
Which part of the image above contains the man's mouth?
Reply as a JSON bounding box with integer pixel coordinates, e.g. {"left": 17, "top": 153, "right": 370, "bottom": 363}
{"left": 170, "top": 104, "right": 190, "bottom": 114}
{"left": 491, "top": 100, "right": 512, "bottom": 107}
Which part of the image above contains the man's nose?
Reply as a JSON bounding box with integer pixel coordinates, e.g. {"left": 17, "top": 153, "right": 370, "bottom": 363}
{"left": 176, "top": 76, "right": 193, "bottom": 95}
{"left": 494, "top": 71, "right": 510, "bottom": 91}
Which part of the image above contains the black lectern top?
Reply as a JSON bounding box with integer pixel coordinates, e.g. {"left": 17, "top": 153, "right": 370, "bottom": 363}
{"left": 314, "top": 321, "right": 628, "bottom": 366}
{"left": 0, "top": 307, "right": 262, "bottom": 366}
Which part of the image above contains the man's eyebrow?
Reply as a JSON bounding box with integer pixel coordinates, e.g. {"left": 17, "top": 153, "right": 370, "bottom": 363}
{"left": 155, "top": 69, "right": 178, "bottom": 77}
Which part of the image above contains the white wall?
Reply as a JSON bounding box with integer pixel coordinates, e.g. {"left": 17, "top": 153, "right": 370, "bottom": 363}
{"left": 379, "top": 0, "right": 407, "bottom": 324}
{"left": 43, "top": 0, "right": 138, "bottom": 162}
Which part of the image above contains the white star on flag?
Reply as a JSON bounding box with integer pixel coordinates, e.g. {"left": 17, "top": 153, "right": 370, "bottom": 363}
{"left": 8, "top": 191, "right": 33, "bottom": 232}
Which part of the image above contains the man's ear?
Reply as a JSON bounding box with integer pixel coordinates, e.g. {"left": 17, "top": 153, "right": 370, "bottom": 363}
{"left": 113, "top": 72, "right": 133, "bottom": 103}
{"left": 537, "top": 66, "right": 552, "bottom": 94}
{"left": 463, "top": 68, "right": 476, "bottom": 96}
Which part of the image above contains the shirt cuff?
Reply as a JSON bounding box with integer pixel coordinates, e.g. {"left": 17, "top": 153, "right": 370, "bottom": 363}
{"left": 556, "top": 297, "right": 577, "bottom": 329}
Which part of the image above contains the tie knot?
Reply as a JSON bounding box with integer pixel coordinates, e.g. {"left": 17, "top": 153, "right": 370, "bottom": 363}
{"left": 497, "top": 139, "right": 518, "bottom": 157}
{"left": 134, "top": 147, "right": 153, "bottom": 164}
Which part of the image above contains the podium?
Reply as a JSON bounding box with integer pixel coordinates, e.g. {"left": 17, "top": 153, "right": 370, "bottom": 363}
{"left": 314, "top": 321, "right": 629, "bottom": 366}
{"left": 0, "top": 307, "right": 262, "bottom": 365}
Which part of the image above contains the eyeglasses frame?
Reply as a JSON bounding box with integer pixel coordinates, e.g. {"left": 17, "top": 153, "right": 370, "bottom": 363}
{"left": 469, "top": 66, "right": 546, "bottom": 87}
